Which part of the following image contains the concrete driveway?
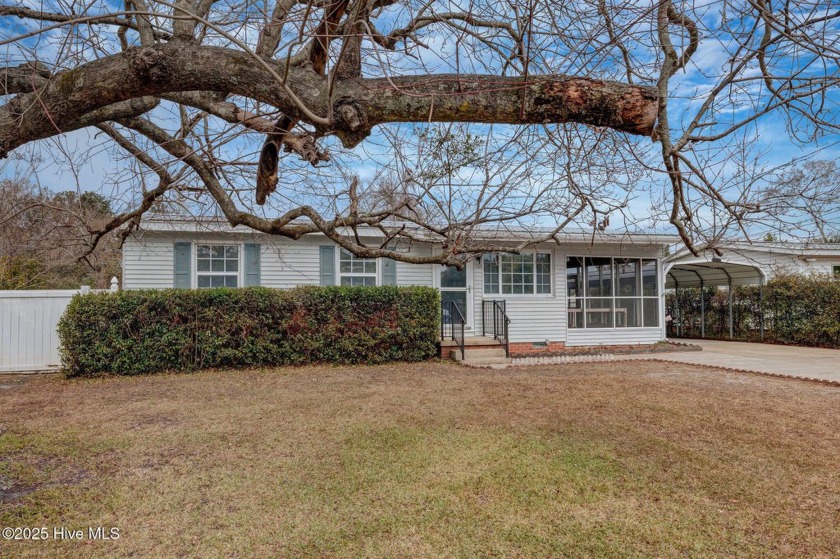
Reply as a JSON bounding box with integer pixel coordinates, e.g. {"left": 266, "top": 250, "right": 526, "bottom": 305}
{"left": 627, "top": 339, "right": 840, "bottom": 383}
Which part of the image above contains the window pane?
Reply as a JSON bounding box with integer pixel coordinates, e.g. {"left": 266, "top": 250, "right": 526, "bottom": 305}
{"left": 536, "top": 253, "right": 551, "bottom": 294}
{"left": 339, "top": 249, "right": 376, "bottom": 284}
{"left": 441, "top": 290, "right": 467, "bottom": 312}
{"left": 585, "top": 298, "right": 613, "bottom": 328}
{"left": 586, "top": 257, "right": 613, "bottom": 297}
{"left": 614, "top": 259, "right": 639, "bottom": 297}
{"left": 226, "top": 258, "right": 238, "bottom": 272}
{"left": 440, "top": 265, "right": 466, "bottom": 288}
{"left": 211, "top": 275, "right": 225, "bottom": 288}
{"left": 643, "top": 298, "right": 659, "bottom": 327}
{"left": 197, "top": 245, "right": 210, "bottom": 258}
{"left": 501, "top": 254, "right": 534, "bottom": 294}
{"left": 483, "top": 254, "right": 499, "bottom": 294}
{"left": 197, "top": 259, "right": 210, "bottom": 272}
{"left": 615, "top": 298, "right": 641, "bottom": 328}
{"left": 341, "top": 276, "right": 375, "bottom": 286}
{"left": 568, "top": 298, "right": 584, "bottom": 328}
{"left": 211, "top": 259, "right": 225, "bottom": 272}
{"left": 211, "top": 245, "right": 225, "bottom": 258}
{"left": 566, "top": 257, "right": 584, "bottom": 298}
{"left": 225, "top": 246, "right": 238, "bottom": 259}
{"left": 225, "top": 276, "right": 238, "bottom": 288}
{"left": 197, "top": 276, "right": 210, "bottom": 288}
{"left": 642, "top": 260, "right": 658, "bottom": 296}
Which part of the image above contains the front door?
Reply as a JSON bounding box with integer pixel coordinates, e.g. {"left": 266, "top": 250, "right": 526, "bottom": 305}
{"left": 439, "top": 264, "right": 471, "bottom": 328}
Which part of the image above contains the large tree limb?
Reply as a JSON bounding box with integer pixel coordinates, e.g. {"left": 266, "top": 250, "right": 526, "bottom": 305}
{"left": 1, "top": 62, "right": 50, "bottom": 94}
{"left": 0, "top": 43, "right": 657, "bottom": 157}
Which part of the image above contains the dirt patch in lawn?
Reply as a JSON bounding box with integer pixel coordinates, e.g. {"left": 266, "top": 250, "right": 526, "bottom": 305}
{"left": 0, "top": 361, "right": 838, "bottom": 558}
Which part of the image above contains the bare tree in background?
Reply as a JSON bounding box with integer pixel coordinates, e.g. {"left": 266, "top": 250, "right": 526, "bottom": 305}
{"left": 1, "top": 0, "right": 839, "bottom": 264}
{"left": 0, "top": 180, "right": 120, "bottom": 288}
{"left": 759, "top": 160, "right": 840, "bottom": 243}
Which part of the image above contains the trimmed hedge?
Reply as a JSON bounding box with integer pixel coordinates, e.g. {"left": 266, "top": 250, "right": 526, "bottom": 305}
{"left": 665, "top": 273, "right": 840, "bottom": 348}
{"left": 58, "top": 286, "right": 440, "bottom": 376}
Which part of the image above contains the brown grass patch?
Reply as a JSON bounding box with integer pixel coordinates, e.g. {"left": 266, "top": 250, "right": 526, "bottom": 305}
{"left": 1, "top": 362, "right": 838, "bottom": 558}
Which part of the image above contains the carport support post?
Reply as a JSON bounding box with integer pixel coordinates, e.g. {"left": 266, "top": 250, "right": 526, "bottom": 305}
{"left": 728, "top": 280, "right": 734, "bottom": 340}
{"left": 674, "top": 282, "right": 680, "bottom": 337}
{"left": 759, "top": 278, "right": 765, "bottom": 342}
{"left": 700, "top": 279, "right": 705, "bottom": 339}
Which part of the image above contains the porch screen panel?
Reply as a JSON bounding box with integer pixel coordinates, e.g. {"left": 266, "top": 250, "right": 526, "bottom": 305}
{"left": 567, "top": 256, "right": 660, "bottom": 329}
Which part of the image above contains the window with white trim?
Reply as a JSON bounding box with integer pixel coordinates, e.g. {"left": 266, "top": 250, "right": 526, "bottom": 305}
{"left": 566, "top": 256, "right": 659, "bottom": 328}
{"left": 834, "top": 265, "right": 840, "bottom": 277}
{"left": 483, "top": 252, "right": 552, "bottom": 295}
{"left": 196, "top": 244, "right": 239, "bottom": 288}
{"left": 339, "top": 249, "right": 377, "bottom": 286}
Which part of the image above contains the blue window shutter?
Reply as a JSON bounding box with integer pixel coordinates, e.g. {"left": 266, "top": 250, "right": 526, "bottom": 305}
{"left": 173, "top": 242, "right": 191, "bottom": 288}
{"left": 319, "top": 245, "right": 336, "bottom": 286}
{"left": 382, "top": 258, "right": 397, "bottom": 286}
{"left": 243, "top": 243, "right": 261, "bottom": 286}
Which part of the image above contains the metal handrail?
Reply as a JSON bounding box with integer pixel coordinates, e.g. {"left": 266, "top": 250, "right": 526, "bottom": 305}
{"left": 482, "top": 300, "right": 511, "bottom": 357}
{"left": 441, "top": 300, "right": 466, "bottom": 360}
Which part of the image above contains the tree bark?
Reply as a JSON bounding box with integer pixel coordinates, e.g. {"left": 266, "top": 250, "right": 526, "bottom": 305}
{"left": 0, "top": 43, "right": 657, "bottom": 157}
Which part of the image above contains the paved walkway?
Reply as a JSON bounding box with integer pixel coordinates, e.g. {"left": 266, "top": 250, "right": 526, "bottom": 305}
{"left": 623, "top": 339, "right": 840, "bottom": 383}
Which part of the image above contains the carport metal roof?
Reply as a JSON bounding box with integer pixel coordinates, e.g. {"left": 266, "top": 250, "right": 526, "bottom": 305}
{"left": 663, "top": 258, "right": 766, "bottom": 341}
{"left": 665, "top": 261, "right": 765, "bottom": 289}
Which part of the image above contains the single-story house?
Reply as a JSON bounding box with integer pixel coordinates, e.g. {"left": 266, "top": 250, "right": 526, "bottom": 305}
{"left": 122, "top": 218, "right": 678, "bottom": 359}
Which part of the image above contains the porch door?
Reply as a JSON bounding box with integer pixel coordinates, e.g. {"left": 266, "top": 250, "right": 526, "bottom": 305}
{"left": 439, "top": 264, "right": 471, "bottom": 328}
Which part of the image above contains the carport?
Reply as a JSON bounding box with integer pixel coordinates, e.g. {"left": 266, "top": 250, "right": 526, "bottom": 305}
{"left": 664, "top": 258, "right": 767, "bottom": 340}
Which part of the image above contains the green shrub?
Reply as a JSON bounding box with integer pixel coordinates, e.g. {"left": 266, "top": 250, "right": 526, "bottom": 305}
{"left": 665, "top": 273, "right": 840, "bottom": 348}
{"left": 58, "top": 286, "right": 440, "bottom": 376}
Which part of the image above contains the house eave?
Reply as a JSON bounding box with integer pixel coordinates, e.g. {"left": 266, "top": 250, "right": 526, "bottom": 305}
{"left": 130, "top": 217, "right": 679, "bottom": 247}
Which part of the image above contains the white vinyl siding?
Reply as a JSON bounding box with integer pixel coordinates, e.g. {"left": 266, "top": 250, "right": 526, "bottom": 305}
{"left": 122, "top": 236, "right": 176, "bottom": 289}
{"left": 260, "top": 239, "right": 321, "bottom": 287}
{"left": 396, "top": 244, "right": 435, "bottom": 287}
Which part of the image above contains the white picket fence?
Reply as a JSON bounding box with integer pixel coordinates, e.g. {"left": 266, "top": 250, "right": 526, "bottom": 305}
{"left": 0, "top": 279, "right": 118, "bottom": 373}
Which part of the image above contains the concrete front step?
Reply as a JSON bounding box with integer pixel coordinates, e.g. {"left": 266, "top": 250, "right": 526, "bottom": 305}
{"left": 449, "top": 344, "right": 511, "bottom": 367}
{"left": 450, "top": 348, "right": 507, "bottom": 361}
{"left": 459, "top": 356, "right": 513, "bottom": 367}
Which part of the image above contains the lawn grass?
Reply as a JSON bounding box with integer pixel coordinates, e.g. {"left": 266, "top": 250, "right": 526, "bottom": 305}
{"left": 1, "top": 361, "right": 838, "bottom": 558}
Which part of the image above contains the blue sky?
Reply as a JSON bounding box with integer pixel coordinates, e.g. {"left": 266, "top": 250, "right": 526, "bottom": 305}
{"left": 1, "top": 0, "right": 838, "bottom": 239}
